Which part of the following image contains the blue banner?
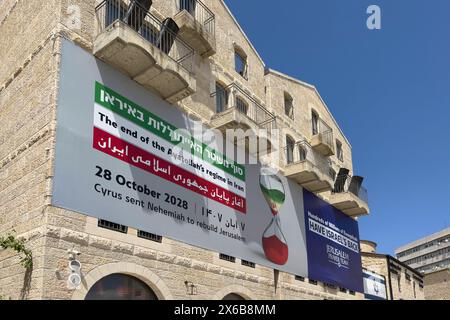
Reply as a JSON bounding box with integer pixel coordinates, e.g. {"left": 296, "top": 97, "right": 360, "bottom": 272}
{"left": 304, "top": 189, "right": 363, "bottom": 292}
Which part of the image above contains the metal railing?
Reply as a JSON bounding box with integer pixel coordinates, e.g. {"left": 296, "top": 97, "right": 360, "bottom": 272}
{"left": 315, "top": 119, "right": 334, "bottom": 150}
{"left": 177, "top": 0, "right": 215, "bottom": 35}
{"left": 211, "top": 83, "right": 277, "bottom": 132}
{"left": 283, "top": 141, "right": 334, "bottom": 179}
{"left": 96, "top": 0, "right": 194, "bottom": 72}
{"left": 333, "top": 174, "right": 369, "bottom": 204}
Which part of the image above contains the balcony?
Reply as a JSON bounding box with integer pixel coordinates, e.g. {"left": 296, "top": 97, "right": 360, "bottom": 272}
{"left": 94, "top": 0, "right": 196, "bottom": 104}
{"left": 329, "top": 174, "right": 369, "bottom": 217}
{"left": 310, "top": 119, "right": 335, "bottom": 156}
{"left": 174, "top": 0, "right": 216, "bottom": 57}
{"left": 209, "top": 83, "right": 277, "bottom": 155}
{"left": 283, "top": 141, "right": 334, "bottom": 193}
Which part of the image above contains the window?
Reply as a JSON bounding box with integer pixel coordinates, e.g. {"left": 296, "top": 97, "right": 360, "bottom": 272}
{"left": 286, "top": 136, "right": 295, "bottom": 164}
{"left": 215, "top": 82, "right": 228, "bottom": 113}
{"left": 234, "top": 49, "right": 248, "bottom": 79}
{"left": 336, "top": 140, "right": 343, "bottom": 161}
{"left": 295, "top": 275, "right": 305, "bottom": 282}
{"left": 236, "top": 96, "right": 248, "bottom": 115}
{"left": 137, "top": 230, "right": 162, "bottom": 243}
{"left": 85, "top": 274, "right": 158, "bottom": 300}
{"left": 219, "top": 253, "right": 236, "bottom": 263}
{"left": 98, "top": 219, "right": 128, "bottom": 234}
{"left": 312, "top": 111, "right": 319, "bottom": 135}
{"left": 413, "top": 282, "right": 416, "bottom": 298}
{"left": 308, "top": 279, "right": 318, "bottom": 285}
{"left": 339, "top": 287, "right": 347, "bottom": 293}
{"left": 397, "top": 275, "right": 401, "bottom": 292}
{"left": 284, "top": 93, "right": 294, "bottom": 120}
{"left": 299, "top": 145, "right": 307, "bottom": 162}
{"left": 241, "top": 260, "right": 255, "bottom": 268}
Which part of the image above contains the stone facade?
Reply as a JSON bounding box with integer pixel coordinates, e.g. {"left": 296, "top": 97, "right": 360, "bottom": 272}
{"left": 423, "top": 269, "right": 450, "bottom": 300}
{"left": 361, "top": 243, "right": 425, "bottom": 300}
{"left": 0, "top": 0, "right": 367, "bottom": 300}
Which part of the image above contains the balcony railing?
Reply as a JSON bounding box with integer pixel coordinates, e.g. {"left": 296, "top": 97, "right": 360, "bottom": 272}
{"left": 315, "top": 118, "right": 333, "bottom": 145}
{"left": 284, "top": 141, "right": 334, "bottom": 179}
{"left": 96, "top": 0, "right": 194, "bottom": 72}
{"left": 211, "top": 83, "right": 277, "bottom": 132}
{"left": 332, "top": 174, "right": 369, "bottom": 204}
{"left": 176, "top": 0, "right": 215, "bottom": 36}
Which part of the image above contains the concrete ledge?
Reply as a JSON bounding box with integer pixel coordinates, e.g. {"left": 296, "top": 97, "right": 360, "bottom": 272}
{"left": 310, "top": 134, "right": 335, "bottom": 157}
{"left": 329, "top": 192, "right": 369, "bottom": 217}
{"left": 93, "top": 21, "right": 196, "bottom": 104}
{"left": 174, "top": 10, "right": 216, "bottom": 58}
{"left": 283, "top": 160, "right": 333, "bottom": 193}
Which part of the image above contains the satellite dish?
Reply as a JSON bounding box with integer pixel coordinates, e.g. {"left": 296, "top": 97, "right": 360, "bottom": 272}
{"left": 69, "top": 260, "right": 82, "bottom": 273}
{"left": 68, "top": 273, "right": 82, "bottom": 289}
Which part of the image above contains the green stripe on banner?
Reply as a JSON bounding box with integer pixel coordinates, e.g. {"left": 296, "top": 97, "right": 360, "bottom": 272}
{"left": 95, "top": 82, "right": 245, "bottom": 181}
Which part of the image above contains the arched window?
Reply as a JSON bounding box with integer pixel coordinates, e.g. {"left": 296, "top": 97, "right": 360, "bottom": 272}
{"left": 223, "top": 293, "right": 246, "bottom": 300}
{"left": 336, "top": 139, "right": 343, "bottom": 161}
{"left": 85, "top": 274, "right": 158, "bottom": 300}
{"left": 234, "top": 46, "right": 248, "bottom": 79}
{"left": 236, "top": 96, "right": 248, "bottom": 115}
{"left": 284, "top": 93, "right": 294, "bottom": 120}
{"left": 286, "top": 136, "right": 295, "bottom": 164}
{"left": 299, "top": 144, "right": 307, "bottom": 161}
{"left": 215, "top": 82, "right": 229, "bottom": 113}
{"left": 311, "top": 110, "right": 319, "bottom": 135}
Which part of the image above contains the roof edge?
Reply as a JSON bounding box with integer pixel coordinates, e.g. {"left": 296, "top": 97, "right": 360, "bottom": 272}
{"left": 265, "top": 68, "right": 352, "bottom": 149}
{"left": 218, "top": 0, "right": 265, "bottom": 67}
{"left": 395, "top": 227, "right": 450, "bottom": 253}
{"left": 362, "top": 252, "right": 424, "bottom": 278}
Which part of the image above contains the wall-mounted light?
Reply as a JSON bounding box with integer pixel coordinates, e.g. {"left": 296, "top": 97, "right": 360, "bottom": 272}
{"left": 67, "top": 248, "right": 82, "bottom": 290}
{"left": 184, "top": 281, "right": 198, "bottom": 295}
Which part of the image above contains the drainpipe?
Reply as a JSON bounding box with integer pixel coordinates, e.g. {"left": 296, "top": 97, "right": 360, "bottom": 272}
{"left": 386, "top": 256, "right": 394, "bottom": 300}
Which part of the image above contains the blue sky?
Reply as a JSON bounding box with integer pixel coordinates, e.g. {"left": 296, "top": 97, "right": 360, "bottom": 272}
{"left": 225, "top": 0, "right": 450, "bottom": 254}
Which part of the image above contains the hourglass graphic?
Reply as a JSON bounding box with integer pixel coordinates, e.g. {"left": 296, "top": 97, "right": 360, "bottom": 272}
{"left": 259, "top": 169, "right": 289, "bottom": 265}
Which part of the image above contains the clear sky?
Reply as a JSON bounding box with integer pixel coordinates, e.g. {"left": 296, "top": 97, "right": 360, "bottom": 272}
{"left": 224, "top": 0, "right": 450, "bottom": 255}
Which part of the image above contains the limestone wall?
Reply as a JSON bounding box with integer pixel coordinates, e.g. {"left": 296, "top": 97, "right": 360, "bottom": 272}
{"left": 0, "top": 0, "right": 364, "bottom": 300}
{"left": 424, "top": 269, "right": 450, "bottom": 300}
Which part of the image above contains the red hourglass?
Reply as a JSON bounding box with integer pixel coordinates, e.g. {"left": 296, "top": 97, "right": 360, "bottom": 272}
{"left": 260, "top": 169, "right": 289, "bottom": 265}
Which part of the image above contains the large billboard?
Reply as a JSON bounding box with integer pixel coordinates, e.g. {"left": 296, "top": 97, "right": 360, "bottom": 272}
{"left": 53, "top": 40, "right": 363, "bottom": 292}
{"left": 304, "top": 190, "right": 363, "bottom": 291}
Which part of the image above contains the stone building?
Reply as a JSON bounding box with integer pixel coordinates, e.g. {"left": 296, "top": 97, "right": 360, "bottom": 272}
{"left": 423, "top": 268, "right": 450, "bottom": 300}
{"left": 361, "top": 241, "right": 424, "bottom": 300}
{"left": 0, "top": 0, "right": 369, "bottom": 300}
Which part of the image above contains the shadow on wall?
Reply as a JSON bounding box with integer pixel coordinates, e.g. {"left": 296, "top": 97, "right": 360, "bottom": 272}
{"left": 20, "top": 266, "right": 33, "bottom": 300}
